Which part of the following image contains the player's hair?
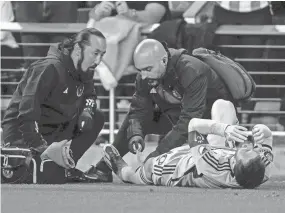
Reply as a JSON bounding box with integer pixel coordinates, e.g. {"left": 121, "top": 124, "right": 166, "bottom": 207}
{"left": 59, "top": 28, "right": 105, "bottom": 52}
{"left": 234, "top": 155, "right": 266, "bottom": 189}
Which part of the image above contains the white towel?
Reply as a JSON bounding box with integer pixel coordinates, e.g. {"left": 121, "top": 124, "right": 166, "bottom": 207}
{"left": 40, "top": 140, "right": 75, "bottom": 169}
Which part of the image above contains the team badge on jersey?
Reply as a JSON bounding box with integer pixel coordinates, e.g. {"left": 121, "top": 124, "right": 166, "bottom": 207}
{"left": 76, "top": 85, "right": 84, "bottom": 97}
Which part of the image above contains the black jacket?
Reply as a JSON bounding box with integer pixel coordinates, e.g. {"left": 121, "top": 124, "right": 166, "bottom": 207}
{"left": 2, "top": 45, "right": 97, "bottom": 146}
{"left": 127, "top": 48, "right": 231, "bottom": 154}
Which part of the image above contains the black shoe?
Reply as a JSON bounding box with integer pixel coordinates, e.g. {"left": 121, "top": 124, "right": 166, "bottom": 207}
{"left": 66, "top": 168, "right": 87, "bottom": 183}
{"left": 84, "top": 165, "right": 113, "bottom": 183}
{"left": 102, "top": 144, "right": 127, "bottom": 177}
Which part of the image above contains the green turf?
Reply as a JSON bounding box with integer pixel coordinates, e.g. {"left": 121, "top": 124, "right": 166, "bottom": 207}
{"left": 2, "top": 177, "right": 285, "bottom": 213}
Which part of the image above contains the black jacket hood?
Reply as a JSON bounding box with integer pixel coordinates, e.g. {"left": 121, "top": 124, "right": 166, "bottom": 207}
{"left": 47, "top": 45, "right": 94, "bottom": 83}
{"left": 163, "top": 48, "right": 188, "bottom": 79}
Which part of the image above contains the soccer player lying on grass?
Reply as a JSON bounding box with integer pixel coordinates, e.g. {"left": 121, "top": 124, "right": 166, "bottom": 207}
{"left": 103, "top": 99, "right": 274, "bottom": 189}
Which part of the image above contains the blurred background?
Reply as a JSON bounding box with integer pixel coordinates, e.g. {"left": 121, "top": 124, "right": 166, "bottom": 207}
{"left": 1, "top": 1, "right": 285, "bottom": 147}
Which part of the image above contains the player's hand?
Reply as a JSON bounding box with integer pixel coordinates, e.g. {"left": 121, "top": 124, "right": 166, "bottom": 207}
{"left": 93, "top": 1, "right": 115, "bottom": 20}
{"left": 115, "top": 1, "right": 130, "bottom": 16}
{"left": 224, "top": 125, "right": 248, "bottom": 143}
{"left": 252, "top": 124, "right": 272, "bottom": 144}
{"left": 128, "top": 135, "right": 145, "bottom": 154}
{"left": 78, "top": 109, "right": 93, "bottom": 132}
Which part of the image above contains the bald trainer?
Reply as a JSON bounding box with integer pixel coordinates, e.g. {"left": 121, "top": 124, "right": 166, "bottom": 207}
{"left": 87, "top": 39, "right": 235, "bottom": 182}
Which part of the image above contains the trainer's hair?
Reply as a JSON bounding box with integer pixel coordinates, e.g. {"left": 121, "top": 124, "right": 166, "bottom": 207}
{"left": 59, "top": 28, "right": 105, "bottom": 53}
{"left": 234, "top": 155, "right": 266, "bottom": 189}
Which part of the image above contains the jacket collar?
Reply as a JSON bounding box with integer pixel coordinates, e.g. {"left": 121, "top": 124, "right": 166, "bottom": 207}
{"left": 47, "top": 45, "right": 93, "bottom": 83}
{"left": 162, "top": 48, "right": 188, "bottom": 81}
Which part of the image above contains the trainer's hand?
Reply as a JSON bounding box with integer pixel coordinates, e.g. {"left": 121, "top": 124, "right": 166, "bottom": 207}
{"left": 224, "top": 125, "right": 248, "bottom": 143}
{"left": 93, "top": 1, "right": 115, "bottom": 21}
{"left": 252, "top": 124, "right": 272, "bottom": 144}
{"left": 78, "top": 109, "right": 93, "bottom": 132}
{"left": 128, "top": 135, "right": 145, "bottom": 154}
{"left": 30, "top": 139, "right": 48, "bottom": 155}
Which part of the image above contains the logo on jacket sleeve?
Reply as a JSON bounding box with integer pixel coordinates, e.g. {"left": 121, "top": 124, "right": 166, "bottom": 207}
{"left": 76, "top": 85, "right": 84, "bottom": 97}
{"left": 63, "top": 88, "right": 68, "bottom": 94}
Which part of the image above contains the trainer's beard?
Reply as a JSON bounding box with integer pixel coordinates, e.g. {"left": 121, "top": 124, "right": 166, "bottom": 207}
{"left": 77, "top": 55, "right": 93, "bottom": 82}
{"left": 77, "top": 53, "right": 84, "bottom": 73}
{"left": 77, "top": 55, "right": 98, "bottom": 72}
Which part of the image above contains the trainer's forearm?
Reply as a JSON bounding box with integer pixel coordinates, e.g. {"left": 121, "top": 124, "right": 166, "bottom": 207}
{"left": 188, "top": 118, "right": 228, "bottom": 137}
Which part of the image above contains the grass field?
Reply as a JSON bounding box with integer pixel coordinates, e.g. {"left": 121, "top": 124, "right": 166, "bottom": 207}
{"left": 1, "top": 142, "right": 285, "bottom": 213}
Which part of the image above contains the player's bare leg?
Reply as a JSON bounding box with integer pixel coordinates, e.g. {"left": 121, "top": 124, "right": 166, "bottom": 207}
{"left": 211, "top": 99, "right": 238, "bottom": 124}
{"left": 208, "top": 99, "right": 239, "bottom": 146}
{"left": 103, "top": 144, "right": 153, "bottom": 185}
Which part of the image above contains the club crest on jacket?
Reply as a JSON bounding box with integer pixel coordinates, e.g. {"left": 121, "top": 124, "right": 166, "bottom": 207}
{"left": 77, "top": 85, "right": 84, "bottom": 97}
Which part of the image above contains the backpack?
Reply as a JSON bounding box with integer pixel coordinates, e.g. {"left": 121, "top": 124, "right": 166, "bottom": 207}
{"left": 192, "top": 48, "right": 256, "bottom": 101}
{"left": 1, "top": 146, "right": 87, "bottom": 184}
{"left": 1, "top": 147, "right": 36, "bottom": 184}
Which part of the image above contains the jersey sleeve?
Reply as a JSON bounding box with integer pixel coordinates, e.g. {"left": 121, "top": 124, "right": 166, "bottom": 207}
{"left": 188, "top": 118, "right": 228, "bottom": 136}
{"left": 188, "top": 118, "right": 229, "bottom": 148}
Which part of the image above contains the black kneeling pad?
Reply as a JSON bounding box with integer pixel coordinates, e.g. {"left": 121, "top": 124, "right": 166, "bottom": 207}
{"left": 38, "top": 160, "right": 67, "bottom": 184}
{"left": 38, "top": 160, "right": 88, "bottom": 184}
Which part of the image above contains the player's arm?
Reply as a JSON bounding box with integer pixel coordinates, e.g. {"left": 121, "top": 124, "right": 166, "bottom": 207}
{"left": 252, "top": 124, "right": 274, "bottom": 181}
{"left": 127, "top": 73, "right": 153, "bottom": 141}
{"left": 188, "top": 118, "right": 228, "bottom": 136}
{"left": 188, "top": 118, "right": 248, "bottom": 143}
{"left": 18, "top": 64, "right": 58, "bottom": 148}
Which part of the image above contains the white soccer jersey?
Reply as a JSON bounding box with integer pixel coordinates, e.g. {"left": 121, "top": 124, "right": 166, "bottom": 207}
{"left": 149, "top": 143, "right": 273, "bottom": 188}
{"left": 141, "top": 120, "right": 274, "bottom": 188}
{"left": 150, "top": 145, "right": 196, "bottom": 186}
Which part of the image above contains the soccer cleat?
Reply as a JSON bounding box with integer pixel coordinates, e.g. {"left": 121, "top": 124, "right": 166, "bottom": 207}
{"left": 102, "top": 144, "right": 127, "bottom": 178}
{"left": 83, "top": 165, "right": 113, "bottom": 183}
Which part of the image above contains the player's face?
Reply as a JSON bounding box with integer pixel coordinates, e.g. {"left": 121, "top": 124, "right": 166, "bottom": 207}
{"left": 235, "top": 143, "right": 259, "bottom": 164}
{"left": 80, "top": 35, "right": 106, "bottom": 72}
